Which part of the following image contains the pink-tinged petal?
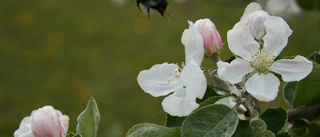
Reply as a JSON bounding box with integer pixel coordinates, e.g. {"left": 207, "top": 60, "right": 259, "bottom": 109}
{"left": 263, "top": 16, "right": 292, "bottom": 58}
{"left": 59, "top": 115, "right": 69, "bottom": 135}
{"left": 217, "top": 58, "right": 254, "bottom": 84}
{"left": 14, "top": 117, "right": 34, "bottom": 137}
{"left": 241, "top": 2, "right": 263, "bottom": 22}
{"left": 227, "top": 21, "right": 260, "bottom": 61}
{"left": 269, "top": 55, "right": 313, "bottom": 82}
{"left": 180, "top": 59, "right": 207, "bottom": 99}
{"left": 240, "top": 3, "right": 270, "bottom": 40}
{"left": 246, "top": 73, "right": 280, "bottom": 102}
{"left": 137, "top": 63, "right": 181, "bottom": 97}
{"left": 162, "top": 88, "right": 199, "bottom": 117}
{"left": 246, "top": 11, "right": 270, "bottom": 40}
{"left": 31, "top": 109, "right": 61, "bottom": 137}
{"left": 194, "top": 18, "right": 223, "bottom": 55}
{"left": 182, "top": 21, "right": 204, "bottom": 66}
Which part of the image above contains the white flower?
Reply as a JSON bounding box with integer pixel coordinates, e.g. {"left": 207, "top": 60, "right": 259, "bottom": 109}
{"left": 137, "top": 21, "right": 207, "bottom": 117}
{"left": 14, "top": 106, "right": 69, "bottom": 137}
{"left": 217, "top": 3, "right": 313, "bottom": 102}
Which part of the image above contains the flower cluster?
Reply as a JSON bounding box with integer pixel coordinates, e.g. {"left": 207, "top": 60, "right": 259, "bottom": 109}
{"left": 137, "top": 2, "right": 313, "bottom": 117}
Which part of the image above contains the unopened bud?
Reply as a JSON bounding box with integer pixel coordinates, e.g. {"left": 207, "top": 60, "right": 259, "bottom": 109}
{"left": 194, "top": 18, "right": 223, "bottom": 56}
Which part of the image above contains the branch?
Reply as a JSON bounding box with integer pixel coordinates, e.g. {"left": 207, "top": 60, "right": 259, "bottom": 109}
{"left": 287, "top": 104, "right": 320, "bottom": 122}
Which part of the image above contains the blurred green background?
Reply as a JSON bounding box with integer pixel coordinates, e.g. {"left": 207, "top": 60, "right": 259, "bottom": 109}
{"left": 0, "top": 0, "right": 319, "bottom": 136}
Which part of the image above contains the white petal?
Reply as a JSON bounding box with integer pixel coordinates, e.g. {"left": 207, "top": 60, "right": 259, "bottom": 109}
{"left": 180, "top": 59, "right": 207, "bottom": 99}
{"left": 270, "top": 55, "right": 313, "bottom": 82}
{"left": 241, "top": 2, "right": 263, "bottom": 22}
{"left": 162, "top": 88, "right": 199, "bottom": 117}
{"left": 263, "top": 16, "right": 292, "bottom": 58}
{"left": 182, "top": 21, "right": 204, "bottom": 66}
{"left": 217, "top": 58, "right": 254, "bottom": 84}
{"left": 227, "top": 21, "right": 260, "bottom": 61}
{"left": 215, "top": 97, "right": 247, "bottom": 111}
{"left": 245, "top": 73, "right": 280, "bottom": 102}
{"left": 137, "top": 63, "right": 181, "bottom": 97}
{"left": 14, "top": 117, "right": 34, "bottom": 137}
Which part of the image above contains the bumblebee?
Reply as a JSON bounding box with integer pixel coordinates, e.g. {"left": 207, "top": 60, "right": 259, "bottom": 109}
{"left": 137, "top": 0, "right": 169, "bottom": 20}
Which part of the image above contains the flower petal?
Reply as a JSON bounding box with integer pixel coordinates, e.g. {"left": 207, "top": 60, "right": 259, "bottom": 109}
{"left": 14, "top": 117, "right": 34, "bottom": 137}
{"left": 194, "top": 18, "right": 223, "bottom": 55}
{"left": 180, "top": 59, "right": 207, "bottom": 99}
{"left": 217, "top": 58, "right": 253, "bottom": 84}
{"left": 241, "top": 2, "right": 263, "bottom": 22}
{"left": 245, "top": 73, "right": 280, "bottom": 102}
{"left": 137, "top": 63, "right": 181, "bottom": 97}
{"left": 269, "top": 55, "right": 313, "bottom": 82}
{"left": 31, "top": 109, "right": 61, "bottom": 137}
{"left": 162, "top": 88, "right": 199, "bottom": 117}
{"left": 227, "top": 21, "right": 260, "bottom": 61}
{"left": 263, "top": 16, "right": 292, "bottom": 58}
{"left": 182, "top": 21, "right": 204, "bottom": 66}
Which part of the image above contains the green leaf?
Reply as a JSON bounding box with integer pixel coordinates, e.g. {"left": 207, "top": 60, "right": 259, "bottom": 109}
{"left": 126, "top": 123, "right": 181, "bottom": 137}
{"left": 165, "top": 114, "right": 186, "bottom": 127}
{"left": 259, "top": 107, "right": 287, "bottom": 135}
{"left": 250, "top": 118, "right": 275, "bottom": 137}
{"left": 76, "top": 97, "right": 100, "bottom": 137}
{"left": 283, "top": 82, "right": 297, "bottom": 109}
{"left": 309, "top": 52, "right": 320, "bottom": 64}
{"left": 181, "top": 104, "right": 239, "bottom": 137}
{"left": 307, "top": 123, "right": 320, "bottom": 137}
{"left": 290, "top": 119, "right": 309, "bottom": 136}
{"left": 232, "top": 120, "right": 254, "bottom": 137}
{"left": 293, "top": 62, "right": 320, "bottom": 108}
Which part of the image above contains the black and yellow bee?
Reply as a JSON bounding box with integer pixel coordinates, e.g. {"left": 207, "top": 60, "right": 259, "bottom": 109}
{"left": 136, "top": 0, "right": 169, "bottom": 20}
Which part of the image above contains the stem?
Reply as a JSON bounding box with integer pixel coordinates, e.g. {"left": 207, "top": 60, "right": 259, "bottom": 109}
{"left": 207, "top": 83, "right": 230, "bottom": 92}
{"left": 210, "top": 53, "right": 221, "bottom": 64}
{"left": 287, "top": 104, "right": 320, "bottom": 122}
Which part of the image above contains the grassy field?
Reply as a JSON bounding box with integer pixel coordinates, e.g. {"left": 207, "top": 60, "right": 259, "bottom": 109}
{"left": 0, "top": 0, "right": 319, "bottom": 136}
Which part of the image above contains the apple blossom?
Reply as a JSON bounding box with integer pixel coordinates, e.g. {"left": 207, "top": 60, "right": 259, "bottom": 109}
{"left": 194, "top": 18, "right": 223, "bottom": 56}
{"left": 14, "top": 106, "right": 69, "bottom": 137}
{"left": 137, "top": 21, "right": 207, "bottom": 117}
{"left": 217, "top": 3, "right": 313, "bottom": 102}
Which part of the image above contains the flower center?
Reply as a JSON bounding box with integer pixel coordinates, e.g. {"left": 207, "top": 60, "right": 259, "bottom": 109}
{"left": 168, "top": 62, "right": 184, "bottom": 83}
{"left": 250, "top": 46, "right": 275, "bottom": 74}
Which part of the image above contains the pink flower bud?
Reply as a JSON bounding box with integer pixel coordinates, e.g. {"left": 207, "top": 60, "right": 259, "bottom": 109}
{"left": 240, "top": 3, "right": 271, "bottom": 40}
{"left": 14, "top": 106, "right": 69, "bottom": 137}
{"left": 194, "top": 18, "right": 223, "bottom": 56}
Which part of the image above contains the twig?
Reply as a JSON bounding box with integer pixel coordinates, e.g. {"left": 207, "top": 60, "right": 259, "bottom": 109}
{"left": 287, "top": 104, "right": 320, "bottom": 122}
